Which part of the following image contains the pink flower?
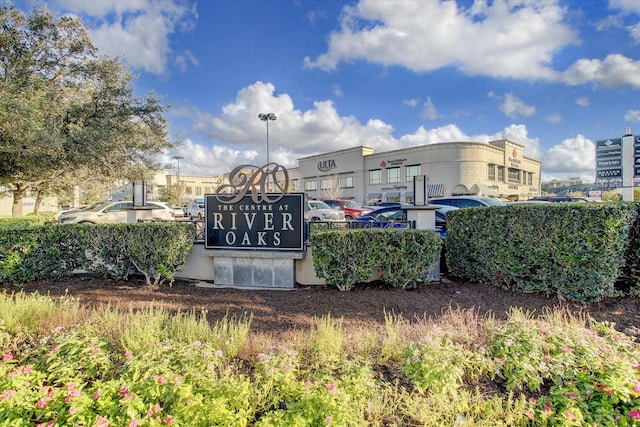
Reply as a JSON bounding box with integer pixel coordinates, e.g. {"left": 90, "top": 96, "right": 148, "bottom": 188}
{"left": 630, "top": 410, "right": 640, "bottom": 419}
{"left": 165, "top": 416, "right": 173, "bottom": 425}
{"left": 564, "top": 411, "right": 576, "bottom": 420}
{"left": 95, "top": 415, "right": 109, "bottom": 427}
{"left": 37, "top": 398, "right": 50, "bottom": 408}
{"left": 284, "top": 365, "right": 292, "bottom": 372}
{"left": 122, "top": 393, "right": 136, "bottom": 402}
{"left": 93, "top": 391, "right": 101, "bottom": 400}
{"left": 525, "top": 410, "right": 533, "bottom": 420}
{"left": 325, "top": 383, "right": 337, "bottom": 394}
{"left": 2, "top": 353, "right": 13, "bottom": 362}
{"left": 22, "top": 365, "right": 33, "bottom": 374}
{"left": 153, "top": 404, "right": 161, "bottom": 414}
{"left": 214, "top": 350, "right": 223, "bottom": 358}
{"left": 529, "top": 397, "right": 536, "bottom": 404}
{"left": 92, "top": 348, "right": 102, "bottom": 355}
{"left": 154, "top": 376, "right": 167, "bottom": 384}
{"left": 128, "top": 419, "right": 140, "bottom": 427}
{"left": 69, "top": 407, "right": 78, "bottom": 415}
{"left": 543, "top": 406, "right": 552, "bottom": 412}
{"left": 67, "top": 383, "right": 77, "bottom": 391}
{"left": 1, "top": 390, "right": 16, "bottom": 402}
{"left": 65, "top": 389, "right": 81, "bottom": 403}
{"left": 118, "top": 386, "right": 128, "bottom": 396}
{"left": 633, "top": 384, "right": 640, "bottom": 394}
{"left": 325, "top": 417, "right": 332, "bottom": 424}
{"left": 124, "top": 351, "right": 133, "bottom": 360}
{"left": 560, "top": 345, "right": 574, "bottom": 353}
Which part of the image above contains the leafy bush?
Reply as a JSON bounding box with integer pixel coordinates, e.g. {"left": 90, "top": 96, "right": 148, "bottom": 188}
{"left": 82, "top": 222, "right": 195, "bottom": 285}
{"left": 445, "top": 202, "right": 637, "bottom": 303}
{"left": 0, "top": 222, "right": 195, "bottom": 286}
{"left": 311, "top": 229, "right": 442, "bottom": 290}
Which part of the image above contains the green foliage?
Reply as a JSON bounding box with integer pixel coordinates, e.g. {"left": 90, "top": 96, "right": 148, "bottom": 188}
{"left": 445, "top": 202, "right": 637, "bottom": 303}
{"left": 0, "top": 5, "right": 175, "bottom": 216}
{"left": 83, "top": 222, "right": 195, "bottom": 285}
{"left": 0, "top": 222, "right": 195, "bottom": 286}
{"left": 1, "top": 299, "right": 639, "bottom": 426}
{"left": 311, "top": 229, "right": 442, "bottom": 290}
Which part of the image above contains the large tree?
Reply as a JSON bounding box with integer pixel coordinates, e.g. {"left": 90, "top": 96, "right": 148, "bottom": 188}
{"left": 0, "top": 4, "right": 174, "bottom": 216}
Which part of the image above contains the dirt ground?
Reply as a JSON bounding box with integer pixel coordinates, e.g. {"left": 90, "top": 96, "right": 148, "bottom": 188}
{"left": 6, "top": 274, "right": 640, "bottom": 339}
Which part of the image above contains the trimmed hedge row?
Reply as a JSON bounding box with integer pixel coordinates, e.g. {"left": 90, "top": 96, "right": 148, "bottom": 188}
{"left": 445, "top": 202, "right": 639, "bottom": 304}
{"left": 310, "top": 228, "right": 442, "bottom": 290}
{"left": 0, "top": 222, "right": 195, "bottom": 286}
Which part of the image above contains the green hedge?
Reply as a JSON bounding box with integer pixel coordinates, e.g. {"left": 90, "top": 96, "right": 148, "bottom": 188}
{"left": 0, "top": 222, "right": 195, "bottom": 286}
{"left": 445, "top": 202, "right": 638, "bottom": 303}
{"left": 310, "top": 229, "right": 442, "bottom": 290}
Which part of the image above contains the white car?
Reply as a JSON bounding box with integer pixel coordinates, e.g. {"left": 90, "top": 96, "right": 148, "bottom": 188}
{"left": 185, "top": 203, "right": 205, "bottom": 219}
{"left": 306, "top": 200, "right": 346, "bottom": 222}
{"left": 58, "top": 201, "right": 175, "bottom": 224}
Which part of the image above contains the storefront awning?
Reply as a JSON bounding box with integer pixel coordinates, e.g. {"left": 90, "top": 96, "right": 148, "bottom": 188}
{"left": 384, "top": 191, "right": 401, "bottom": 198}
{"left": 470, "top": 183, "right": 500, "bottom": 196}
{"left": 428, "top": 184, "right": 444, "bottom": 197}
{"left": 366, "top": 193, "right": 382, "bottom": 200}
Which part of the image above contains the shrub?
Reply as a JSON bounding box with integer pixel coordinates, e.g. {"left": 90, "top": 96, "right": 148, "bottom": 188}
{"left": 311, "top": 229, "right": 442, "bottom": 290}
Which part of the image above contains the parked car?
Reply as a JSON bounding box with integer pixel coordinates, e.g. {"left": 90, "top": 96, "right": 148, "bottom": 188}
{"left": 307, "top": 200, "right": 346, "bottom": 222}
{"left": 57, "top": 201, "right": 175, "bottom": 224}
{"left": 529, "top": 196, "right": 590, "bottom": 203}
{"left": 185, "top": 202, "right": 205, "bottom": 219}
{"left": 349, "top": 204, "right": 458, "bottom": 237}
{"left": 429, "top": 196, "right": 505, "bottom": 208}
{"left": 321, "top": 199, "right": 371, "bottom": 220}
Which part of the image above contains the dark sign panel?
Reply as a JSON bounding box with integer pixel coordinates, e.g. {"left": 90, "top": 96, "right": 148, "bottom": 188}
{"left": 205, "top": 193, "right": 304, "bottom": 251}
{"left": 596, "top": 168, "right": 622, "bottom": 179}
{"left": 596, "top": 138, "right": 622, "bottom": 151}
{"left": 597, "top": 158, "right": 621, "bottom": 168}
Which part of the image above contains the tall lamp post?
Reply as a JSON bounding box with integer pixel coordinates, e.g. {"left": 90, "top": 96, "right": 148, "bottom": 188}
{"left": 173, "top": 155, "right": 184, "bottom": 206}
{"left": 258, "top": 113, "right": 276, "bottom": 164}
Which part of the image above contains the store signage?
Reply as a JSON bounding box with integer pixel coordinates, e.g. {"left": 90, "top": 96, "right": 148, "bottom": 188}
{"left": 597, "top": 168, "right": 622, "bottom": 178}
{"left": 318, "top": 159, "right": 337, "bottom": 172}
{"left": 596, "top": 137, "right": 624, "bottom": 183}
{"left": 205, "top": 164, "right": 304, "bottom": 251}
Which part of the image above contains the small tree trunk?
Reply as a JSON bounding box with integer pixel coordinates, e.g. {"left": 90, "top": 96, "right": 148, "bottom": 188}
{"left": 34, "top": 189, "right": 44, "bottom": 215}
{"left": 11, "top": 183, "right": 28, "bottom": 217}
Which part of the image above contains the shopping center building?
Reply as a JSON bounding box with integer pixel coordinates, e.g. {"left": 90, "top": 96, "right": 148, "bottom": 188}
{"left": 287, "top": 139, "right": 542, "bottom": 205}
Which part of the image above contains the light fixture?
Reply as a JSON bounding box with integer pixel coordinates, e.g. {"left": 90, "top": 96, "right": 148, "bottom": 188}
{"left": 258, "top": 113, "right": 277, "bottom": 164}
{"left": 173, "top": 155, "right": 184, "bottom": 205}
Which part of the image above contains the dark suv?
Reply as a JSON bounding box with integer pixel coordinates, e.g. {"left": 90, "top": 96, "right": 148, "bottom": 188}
{"left": 530, "top": 196, "right": 589, "bottom": 203}
{"left": 322, "top": 199, "right": 372, "bottom": 220}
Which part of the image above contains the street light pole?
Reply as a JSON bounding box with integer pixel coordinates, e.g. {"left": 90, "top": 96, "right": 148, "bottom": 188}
{"left": 258, "top": 113, "right": 276, "bottom": 164}
{"left": 173, "top": 155, "right": 184, "bottom": 206}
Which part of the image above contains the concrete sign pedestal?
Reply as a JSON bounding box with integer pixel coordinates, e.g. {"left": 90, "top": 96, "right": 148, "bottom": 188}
{"left": 205, "top": 250, "right": 305, "bottom": 289}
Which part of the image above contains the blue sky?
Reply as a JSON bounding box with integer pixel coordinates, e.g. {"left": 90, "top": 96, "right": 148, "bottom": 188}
{"left": 16, "top": 0, "right": 640, "bottom": 182}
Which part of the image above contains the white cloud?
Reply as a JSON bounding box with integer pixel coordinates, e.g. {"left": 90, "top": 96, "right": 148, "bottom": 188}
{"left": 546, "top": 113, "right": 562, "bottom": 123}
{"left": 333, "top": 84, "right": 344, "bottom": 97}
{"left": 562, "top": 54, "right": 640, "bottom": 89}
{"left": 542, "top": 135, "right": 595, "bottom": 180}
{"left": 419, "top": 97, "right": 442, "bottom": 120}
{"left": 57, "top": 0, "right": 197, "bottom": 75}
{"left": 303, "top": 0, "right": 575, "bottom": 80}
{"left": 403, "top": 98, "right": 419, "bottom": 107}
{"left": 625, "top": 110, "right": 640, "bottom": 121}
{"left": 497, "top": 93, "right": 536, "bottom": 119}
{"left": 575, "top": 96, "right": 590, "bottom": 106}
{"left": 170, "top": 81, "right": 590, "bottom": 182}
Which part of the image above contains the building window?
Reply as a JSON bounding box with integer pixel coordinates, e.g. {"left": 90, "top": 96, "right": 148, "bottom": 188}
{"left": 497, "top": 166, "right": 505, "bottom": 182}
{"left": 304, "top": 180, "right": 317, "bottom": 191}
{"left": 369, "top": 169, "right": 381, "bottom": 185}
{"left": 204, "top": 187, "right": 211, "bottom": 194}
{"left": 320, "top": 179, "right": 333, "bottom": 190}
{"left": 508, "top": 168, "right": 521, "bottom": 184}
{"left": 487, "top": 164, "right": 496, "bottom": 181}
{"left": 185, "top": 187, "right": 193, "bottom": 195}
{"left": 527, "top": 173, "right": 533, "bottom": 186}
{"left": 291, "top": 179, "right": 299, "bottom": 191}
{"left": 195, "top": 187, "right": 202, "bottom": 196}
{"left": 338, "top": 176, "right": 353, "bottom": 188}
{"left": 406, "top": 165, "right": 421, "bottom": 182}
{"left": 387, "top": 167, "right": 400, "bottom": 183}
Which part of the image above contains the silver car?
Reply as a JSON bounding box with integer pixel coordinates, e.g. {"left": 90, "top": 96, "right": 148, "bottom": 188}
{"left": 58, "top": 201, "right": 175, "bottom": 224}
{"left": 185, "top": 203, "right": 205, "bottom": 220}
{"left": 306, "top": 200, "right": 346, "bottom": 222}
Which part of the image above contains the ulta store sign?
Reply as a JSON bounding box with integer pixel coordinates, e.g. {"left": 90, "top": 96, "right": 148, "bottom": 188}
{"left": 205, "top": 164, "right": 305, "bottom": 251}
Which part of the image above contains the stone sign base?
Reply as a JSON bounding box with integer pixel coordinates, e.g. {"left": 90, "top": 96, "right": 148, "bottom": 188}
{"left": 204, "top": 250, "right": 306, "bottom": 289}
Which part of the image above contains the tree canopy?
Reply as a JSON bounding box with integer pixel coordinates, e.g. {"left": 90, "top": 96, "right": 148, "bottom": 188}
{"left": 0, "top": 4, "right": 175, "bottom": 216}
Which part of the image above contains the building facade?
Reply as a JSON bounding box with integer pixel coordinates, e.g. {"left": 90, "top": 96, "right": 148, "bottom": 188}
{"left": 288, "top": 140, "right": 541, "bottom": 205}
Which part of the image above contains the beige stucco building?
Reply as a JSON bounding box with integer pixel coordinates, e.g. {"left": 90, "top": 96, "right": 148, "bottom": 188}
{"left": 287, "top": 139, "right": 542, "bottom": 204}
